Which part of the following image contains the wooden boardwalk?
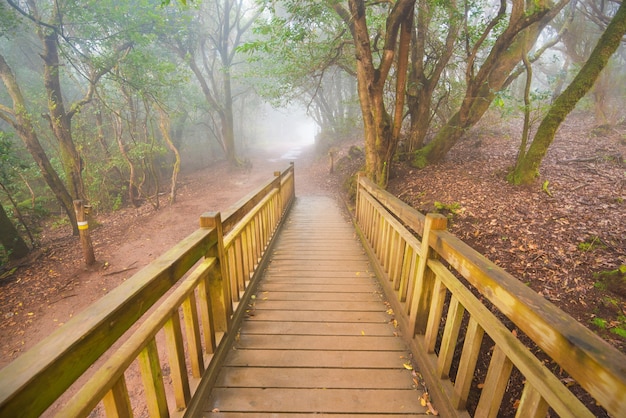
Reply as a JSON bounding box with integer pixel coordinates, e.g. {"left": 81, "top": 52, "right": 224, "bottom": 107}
{"left": 203, "top": 196, "right": 427, "bottom": 416}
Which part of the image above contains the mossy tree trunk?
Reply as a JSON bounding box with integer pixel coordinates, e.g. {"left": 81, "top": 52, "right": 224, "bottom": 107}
{"left": 0, "top": 54, "right": 79, "bottom": 234}
{"left": 510, "top": 0, "right": 626, "bottom": 185}
{"left": 413, "top": 0, "right": 567, "bottom": 167}
{"left": 406, "top": 0, "right": 460, "bottom": 152}
{"left": 0, "top": 202, "right": 29, "bottom": 261}
{"left": 40, "top": 29, "right": 86, "bottom": 203}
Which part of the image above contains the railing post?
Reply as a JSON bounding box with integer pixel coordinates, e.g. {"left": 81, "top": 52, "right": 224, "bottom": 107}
{"left": 290, "top": 161, "right": 295, "bottom": 198}
{"left": 74, "top": 200, "right": 95, "bottom": 266}
{"left": 200, "top": 211, "right": 232, "bottom": 332}
{"left": 409, "top": 213, "right": 448, "bottom": 336}
{"left": 355, "top": 173, "right": 362, "bottom": 224}
{"left": 274, "top": 170, "right": 282, "bottom": 216}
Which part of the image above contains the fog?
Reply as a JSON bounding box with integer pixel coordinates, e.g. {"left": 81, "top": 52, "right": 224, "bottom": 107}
{"left": 244, "top": 104, "right": 318, "bottom": 161}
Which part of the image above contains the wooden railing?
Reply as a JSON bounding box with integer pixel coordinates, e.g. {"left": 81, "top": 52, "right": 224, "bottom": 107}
{"left": 0, "top": 163, "right": 295, "bottom": 418}
{"left": 355, "top": 175, "right": 626, "bottom": 418}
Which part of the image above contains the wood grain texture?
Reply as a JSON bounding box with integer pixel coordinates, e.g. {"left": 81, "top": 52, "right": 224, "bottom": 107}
{"left": 202, "top": 196, "right": 426, "bottom": 415}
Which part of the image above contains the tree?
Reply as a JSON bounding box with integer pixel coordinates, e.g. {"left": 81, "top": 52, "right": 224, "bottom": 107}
{"left": 332, "top": 0, "right": 416, "bottom": 185}
{"left": 0, "top": 132, "right": 29, "bottom": 261}
{"left": 0, "top": 53, "right": 79, "bottom": 233}
{"left": 412, "top": 0, "right": 569, "bottom": 167}
{"left": 166, "top": 0, "right": 260, "bottom": 166}
{"left": 406, "top": 0, "right": 461, "bottom": 151}
{"left": 6, "top": 0, "right": 130, "bottom": 202}
{"left": 0, "top": 202, "right": 28, "bottom": 262}
{"left": 510, "top": 0, "right": 626, "bottom": 184}
{"left": 239, "top": 2, "right": 360, "bottom": 144}
{"left": 0, "top": 133, "right": 35, "bottom": 247}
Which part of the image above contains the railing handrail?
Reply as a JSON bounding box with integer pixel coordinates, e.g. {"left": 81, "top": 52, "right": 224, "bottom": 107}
{"left": 0, "top": 163, "right": 295, "bottom": 417}
{"left": 355, "top": 175, "right": 626, "bottom": 417}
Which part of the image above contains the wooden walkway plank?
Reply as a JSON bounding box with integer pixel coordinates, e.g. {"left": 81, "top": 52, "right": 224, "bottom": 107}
{"left": 202, "top": 196, "right": 427, "bottom": 416}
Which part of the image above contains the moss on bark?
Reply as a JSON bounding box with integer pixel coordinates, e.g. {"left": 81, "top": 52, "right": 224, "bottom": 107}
{"left": 511, "top": 1, "right": 626, "bottom": 184}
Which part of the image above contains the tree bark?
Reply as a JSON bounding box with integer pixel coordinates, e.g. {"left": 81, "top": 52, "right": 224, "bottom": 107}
{"left": 0, "top": 202, "right": 29, "bottom": 261}
{"left": 510, "top": 0, "right": 626, "bottom": 184}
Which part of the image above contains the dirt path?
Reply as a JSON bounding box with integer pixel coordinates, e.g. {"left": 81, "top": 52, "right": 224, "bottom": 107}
{"left": 0, "top": 142, "right": 333, "bottom": 369}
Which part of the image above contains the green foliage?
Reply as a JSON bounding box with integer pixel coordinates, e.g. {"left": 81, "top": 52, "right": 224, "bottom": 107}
{"left": 541, "top": 180, "right": 553, "bottom": 197}
{"left": 591, "top": 317, "right": 608, "bottom": 329}
{"left": 577, "top": 235, "right": 605, "bottom": 252}
{"left": 51, "top": 216, "right": 70, "bottom": 230}
{"left": 594, "top": 280, "right": 607, "bottom": 291}
{"left": 411, "top": 148, "right": 430, "bottom": 169}
{"left": 611, "top": 320, "right": 626, "bottom": 338}
{"left": 590, "top": 307, "right": 626, "bottom": 339}
{"left": 238, "top": 0, "right": 357, "bottom": 119}
{"left": 112, "top": 188, "right": 125, "bottom": 211}
{"left": 0, "top": 2, "right": 21, "bottom": 37}
{"left": 433, "top": 201, "right": 463, "bottom": 219}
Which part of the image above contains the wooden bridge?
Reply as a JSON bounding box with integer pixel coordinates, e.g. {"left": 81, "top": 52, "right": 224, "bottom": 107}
{"left": 1, "top": 163, "right": 625, "bottom": 417}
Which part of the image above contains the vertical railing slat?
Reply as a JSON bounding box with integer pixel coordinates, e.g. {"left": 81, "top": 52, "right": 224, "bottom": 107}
{"left": 398, "top": 243, "right": 413, "bottom": 303}
{"left": 515, "top": 381, "right": 549, "bottom": 418}
{"left": 197, "top": 270, "right": 216, "bottom": 354}
{"left": 474, "top": 345, "right": 513, "bottom": 418}
{"left": 390, "top": 232, "right": 403, "bottom": 288}
{"left": 138, "top": 338, "right": 169, "bottom": 418}
{"left": 226, "top": 246, "right": 239, "bottom": 302}
{"left": 241, "top": 227, "right": 250, "bottom": 285}
{"left": 235, "top": 236, "right": 245, "bottom": 293}
{"left": 452, "top": 316, "right": 485, "bottom": 409}
{"left": 182, "top": 295, "right": 204, "bottom": 378}
{"left": 437, "top": 295, "right": 465, "bottom": 379}
{"left": 424, "top": 277, "right": 447, "bottom": 353}
{"left": 163, "top": 314, "right": 191, "bottom": 410}
{"left": 102, "top": 377, "right": 133, "bottom": 418}
{"left": 404, "top": 250, "right": 420, "bottom": 314}
{"left": 409, "top": 213, "right": 448, "bottom": 335}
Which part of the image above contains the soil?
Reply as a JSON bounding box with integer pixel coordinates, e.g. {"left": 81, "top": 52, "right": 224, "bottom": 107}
{"left": 1, "top": 112, "right": 624, "bottom": 416}
{"left": 387, "top": 111, "right": 626, "bottom": 354}
{"left": 0, "top": 142, "right": 334, "bottom": 369}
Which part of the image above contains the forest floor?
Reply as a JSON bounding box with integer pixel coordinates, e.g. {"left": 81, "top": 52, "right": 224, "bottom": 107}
{"left": 387, "top": 111, "right": 626, "bottom": 354}
{"left": 0, "top": 111, "right": 624, "bottom": 416}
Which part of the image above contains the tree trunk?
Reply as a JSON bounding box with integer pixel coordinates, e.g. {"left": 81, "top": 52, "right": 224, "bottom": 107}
{"left": 0, "top": 202, "right": 29, "bottom": 262}
{"left": 157, "top": 107, "right": 181, "bottom": 203}
{"left": 220, "top": 0, "right": 238, "bottom": 166}
{"left": 517, "top": 40, "right": 533, "bottom": 167}
{"left": 221, "top": 70, "right": 237, "bottom": 166}
{"left": 0, "top": 181, "right": 35, "bottom": 246}
{"left": 335, "top": 0, "right": 416, "bottom": 186}
{"left": 113, "top": 112, "right": 139, "bottom": 207}
{"left": 0, "top": 54, "right": 78, "bottom": 234}
{"left": 414, "top": 0, "right": 566, "bottom": 166}
{"left": 415, "top": 24, "right": 541, "bottom": 165}
{"left": 407, "top": 0, "right": 459, "bottom": 151}
{"left": 41, "top": 29, "right": 85, "bottom": 202}
{"left": 510, "top": 0, "right": 626, "bottom": 184}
